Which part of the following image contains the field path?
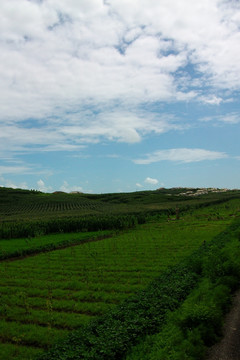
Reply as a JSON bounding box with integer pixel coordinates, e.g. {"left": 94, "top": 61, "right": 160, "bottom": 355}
{"left": 205, "top": 289, "right": 240, "bottom": 360}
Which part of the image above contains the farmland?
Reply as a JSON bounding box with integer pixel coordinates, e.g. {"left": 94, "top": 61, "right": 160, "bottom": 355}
{"left": 0, "top": 186, "right": 239, "bottom": 241}
{"left": 0, "top": 186, "right": 239, "bottom": 223}
{"left": 0, "top": 230, "right": 113, "bottom": 261}
{"left": 0, "top": 187, "right": 240, "bottom": 359}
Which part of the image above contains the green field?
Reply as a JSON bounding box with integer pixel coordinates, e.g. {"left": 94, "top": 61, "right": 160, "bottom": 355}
{"left": 0, "top": 230, "right": 112, "bottom": 260}
{"left": 0, "top": 196, "right": 240, "bottom": 359}
{"left": 0, "top": 188, "right": 240, "bottom": 359}
{"left": 0, "top": 186, "right": 239, "bottom": 222}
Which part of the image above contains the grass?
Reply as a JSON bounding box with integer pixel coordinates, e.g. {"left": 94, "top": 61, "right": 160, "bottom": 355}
{"left": 0, "top": 186, "right": 239, "bottom": 222}
{"left": 125, "top": 231, "right": 240, "bottom": 360}
{"left": 0, "top": 343, "right": 41, "bottom": 360}
{"left": 0, "top": 191, "right": 239, "bottom": 359}
{"left": 1, "top": 186, "right": 239, "bottom": 242}
{"left": 37, "top": 219, "right": 240, "bottom": 360}
{"left": 0, "top": 198, "right": 239, "bottom": 359}
{"left": 0, "top": 230, "right": 112, "bottom": 260}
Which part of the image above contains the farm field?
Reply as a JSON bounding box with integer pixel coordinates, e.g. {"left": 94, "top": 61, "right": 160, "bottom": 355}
{"left": 0, "top": 186, "right": 239, "bottom": 222}
{"left": 0, "top": 230, "right": 112, "bottom": 260}
{"left": 0, "top": 198, "right": 240, "bottom": 359}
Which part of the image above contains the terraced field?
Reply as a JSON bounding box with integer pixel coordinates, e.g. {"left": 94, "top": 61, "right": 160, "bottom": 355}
{"left": 1, "top": 198, "right": 239, "bottom": 360}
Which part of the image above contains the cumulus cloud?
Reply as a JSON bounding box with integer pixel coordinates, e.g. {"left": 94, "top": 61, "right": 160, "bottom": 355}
{"left": 0, "top": 178, "right": 28, "bottom": 189}
{"left": 144, "top": 177, "right": 159, "bottom": 185}
{"left": 37, "top": 179, "right": 52, "bottom": 192}
{"left": 0, "top": 1, "right": 189, "bottom": 125}
{"left": 60, "top": 180, "right": 83, "bottom": 193}
{"left": 0, "top": 0, "right": 240, "bottom": 157}
{"left": 134, "top": 148, "right": 228, "bottom": 164}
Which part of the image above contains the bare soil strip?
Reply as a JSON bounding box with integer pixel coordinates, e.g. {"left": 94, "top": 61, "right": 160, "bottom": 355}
{"left": 206, "top": 289, "right": 240, "bottom": 360}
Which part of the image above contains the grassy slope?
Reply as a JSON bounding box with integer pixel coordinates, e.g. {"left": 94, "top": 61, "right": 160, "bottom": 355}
{"left": 0, "top": 199, "right": 239, "bottom": 359}
{"left": 125, "top": 221, "right": 240, "bottom": 360}
{"left": 0, "top": 187, "right": 239, "bottom": 360}
{"left": 37, "top": 219, "right": 240, "bottom": 360}
{"left": 0, "top": 230, "right": 112, "bottom": 260}
{"left": 0, "top": 186, "right": 239, "bottom": 221}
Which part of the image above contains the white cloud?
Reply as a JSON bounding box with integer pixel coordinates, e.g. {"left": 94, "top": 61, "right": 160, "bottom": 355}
{"left": 0, "top": 0, "right": 240, "bottom": 156}
{"left": 201, "top": 113, "right": 240, "bottom": 124}
{"left": 0, "top": 178, "right": 28, "bottom": 189}
{"left": 134, "top": 148, "right": 228, "bottom": 165}
{"left": 136, "top": 182, "right": 143, "bottom": 188}
{"left": 0, "top": 165, "right": 32, "bottom": 175}
{"left": 144, "top": 177, "right": 159, "bottom": 185}
{"left": 200, "top": 95, "right": 223, "bottom": 105}
{"left": 60, "top": 180, "right": 83, "bottom": 193}
{"left": 37, "top": 179, "right": 52, "bottom": 192}
{"left": 0, "top": 158, "right": 53, "bottom": 178}
{"left": 60, "top": 111, "right": 181, "bottom": 144}
{"left": 0, "top": 111, "right": 183, "bottom": 158}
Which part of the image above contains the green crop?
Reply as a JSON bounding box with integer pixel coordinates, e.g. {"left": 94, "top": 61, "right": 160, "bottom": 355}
{"left": 0, "top": 196, "right": 239, "bottom": 359}
{"left": 0, "top": 230, "right": 112, "bottom": 260}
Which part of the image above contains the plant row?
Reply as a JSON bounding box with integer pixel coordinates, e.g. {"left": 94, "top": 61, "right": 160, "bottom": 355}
{"left": 0, "top": 231, "right": 111, "bottom": 261}
{"left": 126, "top": 224, "right": 240, "bottom": 359}
{"left": 0, "top": 201, "right": 102, "bottom": 215}
{"left": 0, "top": 204, "right": 213, "bottom": 241}
{"left": 0, "top": 214, "right": 145, "bottom": 240}
{"left": 0, "top": 219, "right": 217, "bottom": 359}
{"left": 36, "top": 219, "right": 240, "bottom": 360}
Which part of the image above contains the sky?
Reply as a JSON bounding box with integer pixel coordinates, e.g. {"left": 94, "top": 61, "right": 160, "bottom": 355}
{"left": 0, "top": 0, "right": 240, "bottom": 193}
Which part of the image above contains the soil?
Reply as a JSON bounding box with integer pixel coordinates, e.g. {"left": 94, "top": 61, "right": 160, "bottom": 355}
{"left": 205, "top": 289, "right": 240, "bottom": 360}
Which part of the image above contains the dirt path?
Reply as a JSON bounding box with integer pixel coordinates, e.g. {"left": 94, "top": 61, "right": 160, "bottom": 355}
{"left": 205, "top": 289, "right": 240, "bottom": 360}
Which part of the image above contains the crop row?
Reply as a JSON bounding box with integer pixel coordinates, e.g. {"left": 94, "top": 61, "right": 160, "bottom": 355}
{"left": 0, "top": 214, "right": 144, "bottom": 240}
{"left": 37, "top": 218, "right": 240, "bottom": 360}
{"left": 126, "top": 221, "right": 240, "bottom": 359}
{"left": 1, "top": 200, "right": 239, "bottom": 360}
{"left": 0, "top": 230, "right": 111, "bottom": 260}
{"left": 0, "top": 201, "right": 104, "bottom": 215}
{"left": 0, "top": 216, "right": 225, "bottom": 360}
{"left": 2, "top": 196, "right": 237, "bottom": 242}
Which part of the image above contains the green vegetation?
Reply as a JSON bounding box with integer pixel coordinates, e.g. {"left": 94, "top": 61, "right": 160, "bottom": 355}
{"left": 0, "top": 219, "right": 213, "bottom": 359}
{"left": 126, "top": 223, "right": 240, "bottom": 360}
{"left": 0, "top": 186, "right": 239, "bottom": 240}
{"left": 0, "top": 214, "right": 141, "bottom": 240}
{"left": 0, "top": 230, "right": 112, "bottom": 260}
{"left": 0, "top": 187, "right": 239, "bottom": 359}
{"left": 37, "top": 219, "right": 240, "bottom": 360}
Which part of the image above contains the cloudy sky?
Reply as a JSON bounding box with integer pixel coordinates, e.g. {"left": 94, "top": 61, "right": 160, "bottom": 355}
{"left": 1, "top": 0, "right": 240, "bottom": 193}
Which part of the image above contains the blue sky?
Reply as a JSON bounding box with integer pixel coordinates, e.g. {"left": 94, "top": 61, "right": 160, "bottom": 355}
{"left": 0, "top": 0, "right": 240, "bottom": 193}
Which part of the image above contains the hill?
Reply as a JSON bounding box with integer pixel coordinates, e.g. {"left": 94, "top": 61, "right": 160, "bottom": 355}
{"left": 0, "top": 186, "right": 239, "bottom": 222}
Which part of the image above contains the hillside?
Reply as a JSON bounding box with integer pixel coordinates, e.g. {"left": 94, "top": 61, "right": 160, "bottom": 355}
{"left": 0, "top": 186, "right": 240, "bottom": 359}
{"left": 0, "top": 186, "right": 239, "bottom": 222}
